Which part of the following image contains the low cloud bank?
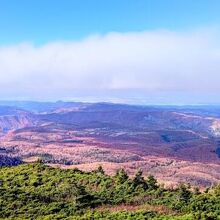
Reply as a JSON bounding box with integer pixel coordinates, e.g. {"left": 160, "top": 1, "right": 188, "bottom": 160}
{"left": 0, "top": 28, "right": 220, "bottom": 102}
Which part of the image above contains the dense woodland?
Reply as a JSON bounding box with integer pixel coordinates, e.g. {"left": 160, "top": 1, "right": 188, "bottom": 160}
{"left": 0, "top": 162, "right": 220, "bottom": 219}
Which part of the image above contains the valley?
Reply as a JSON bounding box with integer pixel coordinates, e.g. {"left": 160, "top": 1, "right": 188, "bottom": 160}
{"left": 1, "top": 101, "right": 220, "bottom": 187}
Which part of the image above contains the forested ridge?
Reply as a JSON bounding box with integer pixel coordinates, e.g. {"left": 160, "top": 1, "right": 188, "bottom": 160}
{"left": 0, "top": 163, "right": 220, "bottom": 219}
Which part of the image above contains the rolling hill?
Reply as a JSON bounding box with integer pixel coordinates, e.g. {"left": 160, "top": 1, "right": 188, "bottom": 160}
{"left": 0, "top": 101, "right": 220, "bottom": 187}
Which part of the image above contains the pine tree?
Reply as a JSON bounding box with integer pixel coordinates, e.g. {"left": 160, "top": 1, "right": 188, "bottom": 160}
{"left": 115, "top": 169, "right": 129, "bottom": 184}
{"left": 96, "top": 165, "right": 105, "bottom": 175}
{"left": 132, "top": 169, "right": 148, "bottom": 190}
{"left": 147, "top": 175, "right": 158, "bottom": 190}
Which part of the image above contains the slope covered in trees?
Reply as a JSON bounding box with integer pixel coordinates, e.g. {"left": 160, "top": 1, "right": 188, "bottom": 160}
{"left": 0, "top": 155, "right": 22, "bottom": 167}
{"left": 0, "top": 163, "right": 220, "bottom": 219}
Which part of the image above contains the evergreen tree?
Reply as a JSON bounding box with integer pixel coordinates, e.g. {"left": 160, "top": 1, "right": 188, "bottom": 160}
{"left": 96, "top": 165, "right": 105, "bottom": 175}
{"left": 132, "top": 169, "right": 148, "bottom": 190}
{"left": 178, "top": 183, "right": 192, "bottom": 203}
{"left": 115, "top": 168, "right": 129, "bottom": 184}
{"left": 147, "top": 175, "right": 158, "bottom": 190}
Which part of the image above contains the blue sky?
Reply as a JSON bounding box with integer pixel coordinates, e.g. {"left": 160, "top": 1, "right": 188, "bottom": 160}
{"left": 0, "top": 1, "right": 220, "bottom": 104}
{"left": 0, "top": 0, "right": 219, "bottom": 45}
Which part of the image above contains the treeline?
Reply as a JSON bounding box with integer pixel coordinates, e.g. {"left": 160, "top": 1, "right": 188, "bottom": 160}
{"left": 0, "top": 163, "right": 220, "bottom": 219}
{"left": 0, "top": 154, "right": 22, "bottom": 167}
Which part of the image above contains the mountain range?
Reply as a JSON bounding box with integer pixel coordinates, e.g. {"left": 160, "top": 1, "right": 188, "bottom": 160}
{"left": 1, "top": 101, "right": 220, "bottom": 187}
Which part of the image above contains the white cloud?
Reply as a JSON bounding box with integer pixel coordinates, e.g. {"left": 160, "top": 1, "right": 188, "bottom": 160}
{"left": 0, "top": 28, "right": 220, "bottom": 102}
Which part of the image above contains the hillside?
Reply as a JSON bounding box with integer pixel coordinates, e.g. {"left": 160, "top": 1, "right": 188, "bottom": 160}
{"left": 0, "top": 163, "right": 220, "bottom": 219}
{"left": 0, "top": 102, "right": 220, "bottom": 187}
{"left": 0, "top": 106, "right": 37, "bottom": 133}
{"left": 0, "top": 155, "right": 22, "bottom": 166}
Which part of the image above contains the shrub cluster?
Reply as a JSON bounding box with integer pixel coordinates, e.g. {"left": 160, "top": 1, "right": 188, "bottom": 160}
{"left": 0, "top": 163, "right": 220, "bottom": 219}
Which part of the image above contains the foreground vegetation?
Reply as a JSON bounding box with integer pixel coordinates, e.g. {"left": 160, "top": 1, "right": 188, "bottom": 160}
{"left": 0, "top": 163, "right": 220, "bottom": 219}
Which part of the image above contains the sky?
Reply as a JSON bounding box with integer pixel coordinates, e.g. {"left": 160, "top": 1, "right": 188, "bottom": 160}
{"left": 0, "top": 0, "right": 220, "bottom": 104}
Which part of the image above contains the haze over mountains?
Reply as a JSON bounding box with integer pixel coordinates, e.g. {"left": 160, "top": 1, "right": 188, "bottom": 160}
{"left": 1, "top": 101, "right": 220, "bottom": 187}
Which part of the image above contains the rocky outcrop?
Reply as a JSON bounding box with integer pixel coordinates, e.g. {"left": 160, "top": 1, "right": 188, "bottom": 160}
{"left": 210, "top": 120, "right": 220, "bottom": 137}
